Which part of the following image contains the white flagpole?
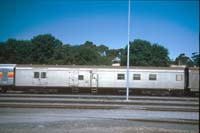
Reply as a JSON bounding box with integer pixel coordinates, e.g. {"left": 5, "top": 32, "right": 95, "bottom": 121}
{"left": 126, "top": 0, "right": 131, "bottom": 101}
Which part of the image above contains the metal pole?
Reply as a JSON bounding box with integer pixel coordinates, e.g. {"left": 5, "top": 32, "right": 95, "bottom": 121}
{"left": 126, "top": 0, "right": 130, "bottom": 101}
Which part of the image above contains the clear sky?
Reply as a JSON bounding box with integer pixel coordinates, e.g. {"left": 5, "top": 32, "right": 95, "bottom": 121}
{"left": 0, "top": 0, "right": 199, "bottom": 60}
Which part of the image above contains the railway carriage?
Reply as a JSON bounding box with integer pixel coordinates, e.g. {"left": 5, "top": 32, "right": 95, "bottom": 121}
{"left": 96, "top": 67, "right": 186, "bottom": 90}
{"left": 15, "top": 65, "right": 186, "bottom": 94}
{"left": 0, "top": 64, "right": 16, "bottom": 92}
{"left": 15, "top": 65, "right": 94, "bottom": 88}
{"left": 188, "top": 67, "right": 199, "bottom": 93}
{"left": 0, "top": 64, "right": 199, "bottom": 96}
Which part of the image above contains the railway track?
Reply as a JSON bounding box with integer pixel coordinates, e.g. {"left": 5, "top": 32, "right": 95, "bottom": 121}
{"left": 0, "top": 93, "right": 199, "bottom": 132}
{"left": 1, "top": 93, "right": 198, "bottom": 101}
{"left": 0, "top": 94, "right": 199, "bottom": 112}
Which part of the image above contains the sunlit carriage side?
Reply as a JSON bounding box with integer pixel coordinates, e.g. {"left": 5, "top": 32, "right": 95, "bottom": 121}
{"left": 0, "top": 64, "right": 197, "bottom": 96}
{"left": 14, "top": 65, "right": 187, "bottom": 95}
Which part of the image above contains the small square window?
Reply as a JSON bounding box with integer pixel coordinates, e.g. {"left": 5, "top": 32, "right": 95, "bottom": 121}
{"left": 176, "top": 75, "right": 183, "bottom": 81}
{"left": 149, "top": 74, "right": 156, "bottom": 80}
{"left": 7, "top": 72, "right": 14, "bottom": 78}
{"left": 78, "top": 75, "right": 84, "bottom": 80}
{"left": 117, "top": 74, "right": 125, "bottom": 80}
{"left": 133, "top": 74, "right": 141, "bottom": 80}
{"left": 41, "top": 72, "right": 46, "bottom": 78}
{"left": 34, "top": 72, "right": 39, "bottom": 78}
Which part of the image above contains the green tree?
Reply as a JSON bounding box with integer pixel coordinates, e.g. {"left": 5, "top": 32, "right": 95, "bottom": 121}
{"left": 0, "top": 35, "right": 174, "bottom": 66}
{"left": 77, "top": 42, "right": 99, "bottom": 65}
{"left": 3, "top": 39, "right": 18, "bottom": 63}
{"left": 0, "top": 39, "right": 32, "bottom": 64}
{"left": 31, "top": 34, "right": 62, "bottom": 64}
{"left": 174, "top": 53, "right": 193, "bottom": 67}
{"left": 150, "top": 44, "right": 170, "bottom": 66}
{"left": 13, "top": 40, "right": 33, "bottom": 64}
{"left": 191, "top": 52, "right": 199, "bottom": 67}
{"left": 0, "top": 42, "right": 6, "bottom": 63}
{"left": 121, "top": 39, "right": 170, "bottom": 66}
{"left": 96, "top": 44, "right": 112, "bottom": 65}
{"left": 97, "top": 44, "right": 108, "bottom": 56}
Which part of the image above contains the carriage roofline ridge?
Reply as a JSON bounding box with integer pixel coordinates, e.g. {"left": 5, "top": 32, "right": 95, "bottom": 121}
{"left": 0, "top": 64, "right": 198, "bottom": 70}
{"left": 13, "top": 64, "right": 190, "bottom": 70}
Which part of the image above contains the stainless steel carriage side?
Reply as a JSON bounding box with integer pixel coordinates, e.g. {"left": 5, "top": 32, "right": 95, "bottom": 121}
{"left": 96, "top": 67, "right": 185, "bottom": 90}
{"left": 15, "top": 65, "right": 94, "bottom": 88}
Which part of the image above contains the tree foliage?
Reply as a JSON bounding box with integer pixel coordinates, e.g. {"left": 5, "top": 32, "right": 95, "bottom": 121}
{"left": 0, "top": 39, "right": 32, "bottom": 64}
{"left": 191, "top": 52, "right": 199, "bottom": 67}
{"left": 174, "top": 53, "right": 194, "bottom": 67}
{"left": 121, "top": 39, "right": 170, "bottom": 66}
{"left": 31, "top": 34, "right": 62, "bottom": 64}
{"left": 0, "top": 34, "right": 197, "bottom": 67}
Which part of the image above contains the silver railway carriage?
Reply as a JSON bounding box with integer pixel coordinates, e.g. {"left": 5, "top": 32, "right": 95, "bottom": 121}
{"left": 15, "top": 65, "right": 186, "bottom": 90}
{"left": 0, "top": 64, "right": 198, "bottom": 95}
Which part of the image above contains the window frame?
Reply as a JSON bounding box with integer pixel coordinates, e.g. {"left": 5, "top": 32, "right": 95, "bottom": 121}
{"left": 117, "top": 73, "right": 125, "bottom": 80}
{"left": 176, "top": 74, "right": 183, "bottom": 81}
{"left": 78, "top": 75, "right": 84, "bottom": 80}
{"left": 149, "top": 74, "right": 157, "bottom": 81}
{"left": 34, "top": 72, "right": 40, "bottom": 79}
{"left": 7, "top": 72, "right": 14, "bottom": 78}
{"left": 41, "top": 72, "right": 46, "bottom": 79}
{"left": 133, "top": 74, "right": 141, "bottom": 80}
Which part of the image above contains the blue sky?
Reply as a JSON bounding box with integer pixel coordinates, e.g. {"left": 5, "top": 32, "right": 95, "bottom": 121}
{"left": 0, "top": 0, "right": 199, "bottom": 60}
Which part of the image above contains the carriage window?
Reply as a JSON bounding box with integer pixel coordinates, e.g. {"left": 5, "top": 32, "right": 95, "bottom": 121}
{"left": 7, "top": 72, "right": 14, "bottom": 78}
{"left": 78, "top": 75, "right": 84, "bottom": 80}
{"left": 133, "top": 74, "right": 141, "bottom": 80}
{"left": 34, "top": 72, "right": 39, "bottom": 78}
{"left": 41, "top": 72, "right": 46, "bottom": 78}
{"left": 176, "top": 75, "right": 183, "bottom": 81}
{"left": 149, "top": 74, "right": 157, "bottom": 80}
{"left": 117, "top": 74, "right": 125, "bottom": 80}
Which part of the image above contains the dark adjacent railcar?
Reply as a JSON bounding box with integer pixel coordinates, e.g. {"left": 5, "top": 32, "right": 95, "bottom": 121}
{"left": 188, "top": 67, "right": 199, "bottom": 95}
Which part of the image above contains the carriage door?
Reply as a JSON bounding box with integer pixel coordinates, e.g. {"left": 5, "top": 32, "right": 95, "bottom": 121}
{"left": 69, "top": 71, "right": 79, "bottom": 87}
{"left": 40, "top": 71, "right": 48, "bottom": 86}
{"left": 91, "top": 73, "right": 98, "bottom": 88}
{"left": 33, "top": 71, "right": 48, "bottom": 86}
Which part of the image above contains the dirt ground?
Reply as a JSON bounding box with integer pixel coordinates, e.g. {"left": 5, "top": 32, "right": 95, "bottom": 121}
{"left": 0, "top": 108, "right": 198, "bottom": 133}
